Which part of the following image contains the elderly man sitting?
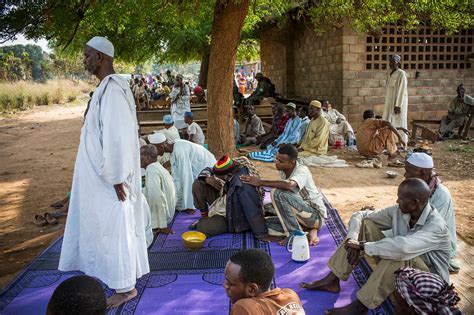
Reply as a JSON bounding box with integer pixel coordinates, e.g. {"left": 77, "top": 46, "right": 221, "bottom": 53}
{"left": 298, "top": 100, "right": 330, "bottom": 157}
{"left": 439, "top": 83, "right": 474, "bottom": 138}
{"left": 191, "top": 156, "right": 277, "bottom": 242}
{"left": 239, "top": 106, "right": 266, "bottom": 146}
{"left": 140, "top": 144, "right": 176, "bottom": 234}
{"left": 404, "top": 152, "right": 459, "bottom": 273}
{"left": 301, "top": 178, "right": 451, "bottom": 314}
{"left": 150, "top": 133, "right": 216, "bottom": 214}
{"left": 248, "top": 103, "right": 301, "bottom": 162}
{"left": 321, "top": 100, "right": 355, "bottom": 144}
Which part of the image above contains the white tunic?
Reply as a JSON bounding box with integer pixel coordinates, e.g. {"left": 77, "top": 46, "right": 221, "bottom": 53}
{"left": 169, "top": 85, "right": 191, "bottom": 129}
{"left": 170, "top": 140, "right": 216, "bottom": 210}
{"left": 59, "top": 74, "right": 150, "bottom": 290}
{"left": 383, "top": 68, "right": 408, "bottom": 143}
{"left": 143, "top": 162, "right": 176, "bottom": 229}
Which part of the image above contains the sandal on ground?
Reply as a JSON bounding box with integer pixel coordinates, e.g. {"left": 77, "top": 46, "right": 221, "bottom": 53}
{"left": 372, "top": 157, "right": 383, "bottom": 169}
{"left": 33, "top": 215, "right": 48, "bottom": 227}
{"left": 356, "top": 160, "right": 374, "bottom": 168}
{"left": 44, "top": 212, "right": 58, "bottom": 225}
{"left": 51, "top": 209, "right": 67, "bottom": 218}
{"left": 50, "top": 201, "right": 64, "bottom": 209}
{"left": 388, "top": 160, "right": 405, "bottom": 167}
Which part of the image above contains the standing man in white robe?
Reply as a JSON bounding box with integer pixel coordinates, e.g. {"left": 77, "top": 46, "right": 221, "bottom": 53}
{"left": 151, "top": 134, "right": 216, "bottom": 214}
{"left": 169, "top": 74, "right": 191, "bottom": 130}
{"left": 383, "top": 54, "right": 409, "bottom": 143}
{"left": 140, "top": 144, "right": 176, "bottom": 234}
{"left": 58, "top": 36, "right": 149, "bottom": 309}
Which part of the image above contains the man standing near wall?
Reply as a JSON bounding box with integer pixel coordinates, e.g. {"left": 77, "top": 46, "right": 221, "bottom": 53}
{"left": 383, "top": 54, "right": 408, "bottom": 143}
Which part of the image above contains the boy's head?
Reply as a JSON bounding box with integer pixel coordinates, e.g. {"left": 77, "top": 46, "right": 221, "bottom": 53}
{"left": 223, "top": 249, "right": 274, "bottom": 303}
{"left": 184, "top": 111, "right": 193, "bottom": 124}
{"left": 46, "top": 275, "right": 106, "bottom": 315}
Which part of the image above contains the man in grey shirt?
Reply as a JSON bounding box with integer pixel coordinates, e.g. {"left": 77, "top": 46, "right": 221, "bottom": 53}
{"left": 301, "top": 178, "right": 450, "bottom": 314}
{"left": 239, "top": 105, "right": 266, "bottom": 145}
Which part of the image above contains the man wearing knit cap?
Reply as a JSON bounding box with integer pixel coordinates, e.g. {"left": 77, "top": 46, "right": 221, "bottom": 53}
{"left": 297, "top": 100, "right": 330, "bottom": 156}
{"left": 150, "top": 135, "right": 216, "bottom": 213}
{"left": 192, "top": 155, "right": 273, "bottom": 241}
{"left": 404, "top": 152, "right": 459, "bottom": 272}
{"left": 383, "top": 54, "right": 409, "bottom": 143}
{"left": 59, "top": 36, "right": 150, "bottom": 309}
{"left": 151, "top": 115, "right": 180, "bottom": 167}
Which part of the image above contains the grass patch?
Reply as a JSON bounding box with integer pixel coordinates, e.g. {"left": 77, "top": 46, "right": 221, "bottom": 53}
{"left": 445, "top": 144, "right": 472, "bottom": 153}
{"left": 0, "top": 79, "right": 93, "bottom": 112}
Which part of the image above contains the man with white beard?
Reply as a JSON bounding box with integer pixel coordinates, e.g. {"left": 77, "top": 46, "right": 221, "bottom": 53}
{"left": 58, "top": 36, "right": 150, "bottom": 308}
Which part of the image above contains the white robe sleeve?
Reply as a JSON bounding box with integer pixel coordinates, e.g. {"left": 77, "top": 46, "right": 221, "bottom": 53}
{"left": 99, "top": 82, "right": 136, "bottom": 186}
{"left": 172, "top": 150, "right": 195, "bottom": 210}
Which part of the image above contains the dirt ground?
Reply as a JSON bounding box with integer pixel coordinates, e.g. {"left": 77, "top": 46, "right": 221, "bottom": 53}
{"left": 1, "top": 103, "right": 472, "bottom": 311}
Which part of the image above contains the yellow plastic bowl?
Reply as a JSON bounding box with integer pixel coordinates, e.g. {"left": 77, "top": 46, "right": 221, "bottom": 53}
{"left": 182, "top": 231, "right": 206, "bottom": 250}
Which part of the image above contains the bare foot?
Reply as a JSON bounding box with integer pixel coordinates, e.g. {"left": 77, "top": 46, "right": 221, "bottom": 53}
{"left": 307, "top": 229, "right": 319, "bottom": 246}
{"left": 300, "top": 272, "right": 340, "bottom": 292}
{"left": 154, "top": 227, "right": 175, "bottom": 234}
{"left": 106, "top": 288, "right": 137, "bottom": 309}
{"left": 278, "top": 237, "right": 287, "bottom": 246}
{"left": 325, "top": 299, "right": 368, "bottom": 315}
{"left": 184, "top": 209, "right": 196, "bottom": 215}
{"left": 259, "top": 235, "right": 284, "bottom": 243}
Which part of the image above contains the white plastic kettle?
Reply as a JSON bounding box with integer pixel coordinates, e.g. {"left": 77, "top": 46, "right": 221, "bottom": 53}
{"left": 286, "top": 230, "right": 310, "bottom": 262}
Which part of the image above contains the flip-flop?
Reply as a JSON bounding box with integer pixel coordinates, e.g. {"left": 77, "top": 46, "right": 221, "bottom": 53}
{"left": 44, "top": 212, "right": 58, "bottom": 225}
{"left": 33, "top": 215, "right": 47, "bottom": 227}
{"left": 51, "top": 209, "right": 67, "bottom": 218}
{"left": 388, "top": 160, "right": 405, "bottom": 167}
{"left": 50, "top": 201, "right": 63, "bottom": 209}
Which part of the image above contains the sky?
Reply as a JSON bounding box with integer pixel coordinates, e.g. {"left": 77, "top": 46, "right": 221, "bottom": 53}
{"left": 0, "top": 34, "right": 51, "bottom": 53}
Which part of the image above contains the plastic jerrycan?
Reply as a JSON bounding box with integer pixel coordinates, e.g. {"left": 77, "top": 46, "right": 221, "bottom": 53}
{"left": 286, "top": 230, "right": 310, "bottom": 262}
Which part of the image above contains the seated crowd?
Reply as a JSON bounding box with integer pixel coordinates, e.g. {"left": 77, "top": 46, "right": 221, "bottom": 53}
{"left": 49, "top": 81, "right": 464, "bottom": 314}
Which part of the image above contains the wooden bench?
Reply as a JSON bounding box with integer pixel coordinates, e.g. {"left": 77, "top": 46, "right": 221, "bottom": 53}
{"left": 411, "top": 107, "right": 474, "bottom": 141}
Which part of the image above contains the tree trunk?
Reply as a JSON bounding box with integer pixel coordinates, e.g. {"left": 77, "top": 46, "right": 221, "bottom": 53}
{"left": 198, "top": 48, "right": 210, "bottom": 89}
{"left": 207, "top": 0, "right": 249, "bottom": 158}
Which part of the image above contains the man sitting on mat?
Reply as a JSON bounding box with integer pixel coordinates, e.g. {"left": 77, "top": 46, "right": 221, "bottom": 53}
{"left": 224, "top": 249, "right": 305, "bottom": 315}
{"left": 241, "top": 144, "right": 326, "bottom": 246}
{"left": 301, "top": 178, "right": 451, "bottom": 314}
{"left": 140, "top": 144, "right": 176, "bottom": 234}
{"left": 356, "top": 109, "right": 409, "bottom": 168}
{"left": 192, "top": 155, "right": 277, "bottom": 242}
{"left": 403, "top": 152, "right": 460, "bottom": 273}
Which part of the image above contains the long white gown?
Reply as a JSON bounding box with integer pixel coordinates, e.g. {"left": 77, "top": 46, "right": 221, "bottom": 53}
{"left": 383, "top": 68, "right": 408, "bottom": 143}
{"left": 169, "top": 85, "right": 190, "bottom": 129}
{"left": 59, "top": 74, "right": 150, "bottom": 290}
{"left": 143, "top": 162, "right": 176, "bottom": 229}
{"left": 170, "top": 140, "right": 216, "bottom": 210}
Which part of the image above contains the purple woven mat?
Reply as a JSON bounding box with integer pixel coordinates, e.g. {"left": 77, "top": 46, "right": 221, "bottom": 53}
{"left": 0, "top": 196, "right": 393, "bottom": 315}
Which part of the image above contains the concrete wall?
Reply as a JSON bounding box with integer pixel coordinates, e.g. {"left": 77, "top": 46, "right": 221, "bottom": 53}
{"left": 261, "top": 24, "right": 474, "bottom": 130}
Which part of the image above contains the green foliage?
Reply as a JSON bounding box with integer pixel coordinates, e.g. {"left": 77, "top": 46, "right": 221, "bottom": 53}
{"left": 305, "top": 0, "right": 474, "bottom": 35}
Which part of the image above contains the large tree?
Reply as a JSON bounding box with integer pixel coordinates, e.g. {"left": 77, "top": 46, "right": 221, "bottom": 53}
{"left": 1, "top": 0, "right": 472, "bottom": 155}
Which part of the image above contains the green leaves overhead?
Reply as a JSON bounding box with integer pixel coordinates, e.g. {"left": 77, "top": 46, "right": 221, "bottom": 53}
{"left": 1, "top": 0, "right": 472, "bottom": 65}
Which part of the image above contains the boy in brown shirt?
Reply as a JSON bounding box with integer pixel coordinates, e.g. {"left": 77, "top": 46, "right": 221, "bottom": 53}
{"left": 224, "top": 249, "right": 305, "bottom": 315}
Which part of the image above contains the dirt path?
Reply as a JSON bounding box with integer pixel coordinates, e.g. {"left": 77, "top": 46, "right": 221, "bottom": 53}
{"left": 1, "top": 104, "right": 472, "bottom": 311}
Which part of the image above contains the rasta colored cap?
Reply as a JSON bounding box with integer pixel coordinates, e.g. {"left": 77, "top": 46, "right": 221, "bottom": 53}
{"left": 213, "top": 155, "right": 238, "bottom": 175}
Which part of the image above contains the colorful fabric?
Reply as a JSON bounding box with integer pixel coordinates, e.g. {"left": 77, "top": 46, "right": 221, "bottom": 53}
{"left": 213, "top": 155, "right": 238, "bottom": 175}
{"left": 395, "top": 267, "right": 461, "bottom": 315}
{"left": 248, "top": 117, "right": 302, "bottom": 162}
{"left": 428, "top": 171, "right": 441, "bottom": 196}
{"left": 277, "top": 115, "right": 289, "bottom": 135}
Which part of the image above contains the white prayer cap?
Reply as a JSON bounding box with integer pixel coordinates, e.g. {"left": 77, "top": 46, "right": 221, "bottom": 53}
{"left": 148, "top": 132, "right": 167, "bottom": 144}
{"left": 406, "top": 152, "right": 434, "bottom": 169}
{"left": 86, "top": 36, "right": 114, "bottom": 58}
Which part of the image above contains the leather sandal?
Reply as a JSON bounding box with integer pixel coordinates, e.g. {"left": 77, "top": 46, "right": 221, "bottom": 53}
{"left": 44, "top": 212, "right": 58, "bottom": 225}
{"left": 33, "top": 215, "right": 48, "bottom": 227}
